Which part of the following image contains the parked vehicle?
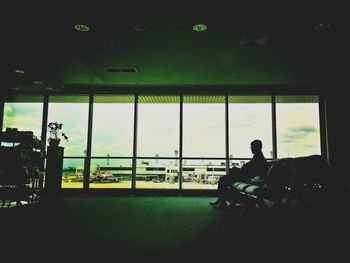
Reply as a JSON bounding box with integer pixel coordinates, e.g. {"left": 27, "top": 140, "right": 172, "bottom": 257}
{"left": 90, "top": 165, "right": 119, "bottom": 183}
{"left": 207, "top": 175, "right": 220, "bottom": 184}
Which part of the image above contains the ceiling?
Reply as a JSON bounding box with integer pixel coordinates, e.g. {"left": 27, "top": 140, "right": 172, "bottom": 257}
{"left": 0, "top": 2, "right": 344, "bottom": 92}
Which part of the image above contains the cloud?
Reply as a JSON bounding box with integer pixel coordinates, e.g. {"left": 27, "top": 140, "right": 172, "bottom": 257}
{"left": 289, "top": 127, "right": 318, "bottom": 133}
{"left": 278, "top": 125, "right": 321, "bottom": 157}
{"left": 280, "top": 126, "right": 318, "bottom": 141}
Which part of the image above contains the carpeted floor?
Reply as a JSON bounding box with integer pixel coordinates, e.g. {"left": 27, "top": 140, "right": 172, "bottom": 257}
{"left": 1, "top": 195, "right": 349, "bottom": 260}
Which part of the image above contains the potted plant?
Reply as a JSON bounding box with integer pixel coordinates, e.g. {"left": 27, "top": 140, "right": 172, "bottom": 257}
{"left": 47, "top": 122, "right": 68, "bottom": 147}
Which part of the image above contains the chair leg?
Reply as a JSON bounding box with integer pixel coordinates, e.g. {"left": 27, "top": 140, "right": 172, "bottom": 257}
{"left": 256, "top": 197, "right": 269, "bottom": 213}
{"left": 238, "top": 196, "right": 255, "bottom": 217}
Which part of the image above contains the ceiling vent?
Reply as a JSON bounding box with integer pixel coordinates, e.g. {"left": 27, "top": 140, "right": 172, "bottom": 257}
{"left": 105, "top": 67, "right": 138, "bottom": 73}
{"left": 239, "top": 34, "right": 268, "bottom": 46}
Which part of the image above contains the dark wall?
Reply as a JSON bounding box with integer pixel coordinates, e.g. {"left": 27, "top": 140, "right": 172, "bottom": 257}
{"left": 325, "top": 91, "right": 348, "bottom": 185}
{"left": 323, "top": 24, "right": 347, "bottom": 185}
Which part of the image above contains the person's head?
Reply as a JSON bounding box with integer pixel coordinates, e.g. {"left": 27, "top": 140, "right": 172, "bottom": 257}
{"left": 250, "top": 139, "right": 262, "bottom": 154}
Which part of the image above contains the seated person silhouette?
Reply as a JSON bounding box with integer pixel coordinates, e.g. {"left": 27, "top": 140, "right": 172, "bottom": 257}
{"left": 210, "top": 139, "right": 268, "bottom": 209}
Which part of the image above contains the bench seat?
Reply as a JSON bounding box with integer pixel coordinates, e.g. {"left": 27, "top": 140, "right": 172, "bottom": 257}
{"left": 230, "top": 155, "right": 331, "bottom": 216}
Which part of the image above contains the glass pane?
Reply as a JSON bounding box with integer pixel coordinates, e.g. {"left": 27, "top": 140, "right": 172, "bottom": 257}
{"left": 137, "top": 96, "right": 180, "bottom": 157}
{"left": 135, "top": 159, "right": 179, "bottom": 189}
{"left": 276, "top": 96, "right": 321, "bottom": 157}
{"left": 90, "top": 158, "right": 132, "bottom": 189}
{"left": 61, "top": 158, "right": 84, "bottom": 188}
{"left": 182, "top": 159, "right": 226, "bottom": 190}
{"left": 92, "top": 96, "right": 134, "bottom": 157}
{"left": 183, "top": 96, "right": 225, "bottom": 157}
{"left": 229, "top": 96, "right": 273, "bottom": 158}
{"left": 2, "top": 96, "right": 43, "bottom": 140}
{"left": 228, "top": 159, "right": 250, "bottom": 168}
{"left": 48, "top": 96, "right": 89, "bottom": 157}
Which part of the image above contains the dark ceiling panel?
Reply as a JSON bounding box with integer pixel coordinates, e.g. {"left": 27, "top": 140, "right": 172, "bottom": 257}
{"left": 1, "top": 3, "right": 343, "bottom": 91}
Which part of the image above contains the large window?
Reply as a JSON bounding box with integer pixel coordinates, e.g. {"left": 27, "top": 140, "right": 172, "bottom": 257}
{"left": 229, "top": 96, "right": 273, "bottom": 158}
{"left": 47, "top": 96, "right": 89, "bottom": 157}
{"left": 135, "top": 96, "right": 180, "bottom": 189}
{"left": 183, "top": 96, "right": 225, "bottom": 158}
{"left": 91, "top": 95, "right": 134, "bottom": 157}
{"left": 2, "top": 95, "right": 43, "bottom": 140}
{"left": 1, "top": 93, "right": 324, "bottom": 191}
{"left": 276, "top": 96, "right": 321, "bottom": 157}
{"left": 137, "top": 96, "right": 180, "bottom": 157}
{"left": 48, "top": 96, "right": 89, "bottom": 189}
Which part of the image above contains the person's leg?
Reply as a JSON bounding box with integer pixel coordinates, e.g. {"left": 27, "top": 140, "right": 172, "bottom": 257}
{"left": 212, "top": 175, "right": 235, "bottom": 209}
{"left": 210, "top": 175, "right": 227, "bottom": 205}
{"left": 213, "top": 168, "right": 242, "bottom": 209}
{"left": 210, "top": 176, "right": 227, "bottom": 205}
{"left": 211, "top": 167, "right": 241, "bottom": 207}
{"left": 226, "top": 186, "right": 244, "bottom": 208}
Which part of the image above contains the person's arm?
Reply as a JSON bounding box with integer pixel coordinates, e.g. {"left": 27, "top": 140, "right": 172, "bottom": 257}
{"left": 242, "top": 154, "right": 267, "bottom": 181}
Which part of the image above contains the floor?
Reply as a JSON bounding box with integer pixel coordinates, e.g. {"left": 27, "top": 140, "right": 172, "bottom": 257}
{"left": 1, "top": 195, "right": 349, "bottom": 260}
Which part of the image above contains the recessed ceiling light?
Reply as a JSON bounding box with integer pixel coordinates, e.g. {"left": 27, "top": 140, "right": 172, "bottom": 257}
{"left": 75, "top": 24, "right": 90, "bottom": 32}
{"left": 313, "top": 23, "right": 332, "bottom": 32}
{"left": 15, "top": 69, "right": 25, "bottom": 74}
{"left": 193, "top": 24, "right": 207, "bottom": 32}
{"left": 134, "top": 26, "right": 148, "bottom": 32}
